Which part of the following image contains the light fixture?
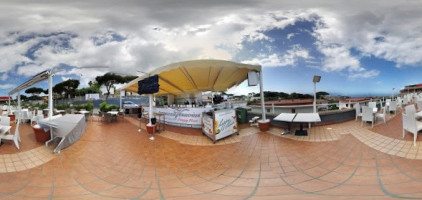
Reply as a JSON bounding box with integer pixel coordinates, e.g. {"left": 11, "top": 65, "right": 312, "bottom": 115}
{"left": 313, "top": 75, "right": 321, "bottom": 113}
{"left": 313, "top": 75, "right": 321, "bottom": 83}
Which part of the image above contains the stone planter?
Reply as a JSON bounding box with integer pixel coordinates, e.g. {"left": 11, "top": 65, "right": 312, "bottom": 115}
{"left": 146, "top": 124, "right": 156, "bottom": 134}
{"left": 8, "top": 114, "right": 15, "bottom": 122}
{"left": 258, "top": 119, "right": 271, "bottom": 132}
{"left": 32, "top": 125, "right": 51, "bottom": 143}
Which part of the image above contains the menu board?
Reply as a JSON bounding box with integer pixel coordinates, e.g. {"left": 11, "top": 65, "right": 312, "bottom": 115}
{"left": 202, "top": 115, "right": 213, "bottom": 135}
{"left": 214, "top": 109, "right": 237, "bottom": 136}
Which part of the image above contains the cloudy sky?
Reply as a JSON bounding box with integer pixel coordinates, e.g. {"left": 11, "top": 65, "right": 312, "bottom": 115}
{"left": 1, "top": 0, "right": 421, "bottom": 97}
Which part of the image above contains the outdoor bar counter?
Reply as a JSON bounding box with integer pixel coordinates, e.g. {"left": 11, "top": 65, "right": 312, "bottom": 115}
{"left": 144, "top": 106, "right": 214, "bottom": 128}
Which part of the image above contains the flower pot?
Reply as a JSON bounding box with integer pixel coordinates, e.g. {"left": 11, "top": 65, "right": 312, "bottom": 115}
{"left": 146, "top": 124, "right": 156, "bottom": 134}
{"left": 32, "top": 125, "right": 51, "bottom": 143}
{"left": 258, "top": 119, "right": 271, "bottom": 132}
{"left": 8, "top": 114, "right": 15, "bottom": 122}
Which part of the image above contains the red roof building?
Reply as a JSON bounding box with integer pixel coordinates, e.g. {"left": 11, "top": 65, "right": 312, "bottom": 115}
{"left": 0, "top": 96, "right": 12, "bottom": 102}
{"left": 400, "top": 84, "right": 422, "bottom": 94}
{"left": 252, "top": 99, "right": 326, "bottom": 106}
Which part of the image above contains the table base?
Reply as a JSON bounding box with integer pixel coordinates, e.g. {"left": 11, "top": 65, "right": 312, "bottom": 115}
{"left": 295, "top": 123, "right": 308, "bottom": 136}
{"left": 295, "top": 130, "right": 308, "bottom": 136}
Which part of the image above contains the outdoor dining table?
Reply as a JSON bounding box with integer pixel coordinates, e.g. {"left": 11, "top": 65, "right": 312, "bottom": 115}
{"left": 273, "top": 113, "right": 297, "bottom": 135}
{"left": 107, "top": 111, "right": 119, "bottom": 116}
{"left": 292, "top": 113, "right": 321, "bottom": 136}
{"left": 38, "top": 114, "right": 86, "bottom": 153}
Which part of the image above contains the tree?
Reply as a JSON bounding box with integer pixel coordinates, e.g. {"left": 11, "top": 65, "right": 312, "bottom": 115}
{"left": 25, "top": 87, "right": 44, "bottom": 101}
{"left": 124, "top": 75, "right": 138, "bottom": 82}
{"left": 76, "top": 87, "right": 101, "bottom": 96}
{"left": 19, "top": 94, "right": 28, "bottom": 101}
{"left": 316, "top": 91, "right": 330, "bottom": 99}
{"left": 96, "top": 73, "right": 126, "bottom": 99}
{"left": 25, "top": 87, "right": 44, "bottom": 95}
{"left": 53, "top": 79, "right": 80, "bottom": 99}
{"left": 96, "top": 73, "right": 137, "bottom": 99}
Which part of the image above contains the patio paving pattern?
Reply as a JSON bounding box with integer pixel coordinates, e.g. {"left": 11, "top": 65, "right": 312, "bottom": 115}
{"left": 1, "top": 114, "right": 422, "bottom": 199}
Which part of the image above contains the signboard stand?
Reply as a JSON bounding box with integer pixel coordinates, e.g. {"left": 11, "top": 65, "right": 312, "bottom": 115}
{"left": 201, "top": 109, "right": 238, "bottom": 143}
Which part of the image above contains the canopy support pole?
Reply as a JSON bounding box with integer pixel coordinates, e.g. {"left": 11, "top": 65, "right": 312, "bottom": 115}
{"left": 48, "top": 73, "right": 53, "bottom": 119}
{"left": 17, "top": 91, "right": 21, "bottom": 110}
{"left": 119, "top": 90, "right": 122, "bottom": 109}
{"left": 8, "top": 96, "right": 10, "bottom": 114}
{"left": 149, "top": 94, "right": 153, "bottom": 124}
{"left": 259, "top": 71, "right": 266, "bottom": 121}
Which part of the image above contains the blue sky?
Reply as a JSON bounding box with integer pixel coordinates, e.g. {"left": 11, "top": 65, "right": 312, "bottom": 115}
{"left": 0, "top": 0, "right": 421, "bottom": 98}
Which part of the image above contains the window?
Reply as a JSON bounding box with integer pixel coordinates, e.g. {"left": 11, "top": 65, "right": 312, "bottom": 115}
{"left": 291, "top": 108, "right": 296, "bottom": 113}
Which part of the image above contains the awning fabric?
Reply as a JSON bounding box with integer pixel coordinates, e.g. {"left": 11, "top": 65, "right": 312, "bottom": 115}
{"left": 8, "top": 70, "right": 50, "bottom": 95}
{"left": 120, "top": 59, "right": 261, "bottom": 95}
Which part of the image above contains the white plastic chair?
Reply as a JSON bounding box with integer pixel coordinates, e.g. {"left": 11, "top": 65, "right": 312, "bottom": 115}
{"left": 396, "top": 97, "right": 403, "bottom": 109}
{"left": 417, "top": 101, "right": 422, "bottom": 112}
{"left": 361, "top": 106, "right": 374, "bottom": 128}
{"left": 368, "top": 102, "right": 376, "bottom": 109}
{"left": 388, "top": 101, "right": 397, "bottom": 114}
{"left": 0, "top": 116, "right": 10, "bottom": 126}
{"left": 402, "top": 109, "right": 422, "bottom": 146}
{"left": 355, "top": 103, "right": 362, "bottom": 121}
{"left": 375, "top": 106, "right": 386, "bottom": 124}
{"left": 0, "top": 116, "right": 11, "bottom": 134}
{"left": 405, "top": 104, "right": 422, "bottom": 119}
{"left": 0, "top": 119, "right": 20, "bottom": 149}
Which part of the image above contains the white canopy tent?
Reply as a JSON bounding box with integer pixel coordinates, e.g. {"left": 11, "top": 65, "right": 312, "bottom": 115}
{"left": 120, "top": 59, "right": 268, "bottom": 124}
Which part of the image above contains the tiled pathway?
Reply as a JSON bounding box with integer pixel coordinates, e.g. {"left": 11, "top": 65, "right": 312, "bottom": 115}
{"left": 1, "top": 115, "right": 422, "bottom": 199}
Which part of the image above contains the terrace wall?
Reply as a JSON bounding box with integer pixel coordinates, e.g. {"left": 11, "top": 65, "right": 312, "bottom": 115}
{"left": 246, "top": 108, "right": 355, "bottom": 128}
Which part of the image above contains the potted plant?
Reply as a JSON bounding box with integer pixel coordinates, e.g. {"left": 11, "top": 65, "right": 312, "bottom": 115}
{"left": 258, "top": 119, "right": 271, "bottom": 132}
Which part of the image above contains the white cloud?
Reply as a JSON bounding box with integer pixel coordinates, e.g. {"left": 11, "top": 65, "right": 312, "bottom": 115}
{"left": 348, "top": 69, "right": 380, "bottom": 80}
{"left": 0, "top": 73, "right": 8, "bottom": 81}
{"left": 318, "top": 45, "right": 362, "bottom": 72}
{"left": 0, "top": 83, "right": 16, "bottom": 89}
{"left": 287, "top": 33, "right": 295, "bottom": 39}
{"left": 242, "top": 46, "right": 309, "bottom": 67}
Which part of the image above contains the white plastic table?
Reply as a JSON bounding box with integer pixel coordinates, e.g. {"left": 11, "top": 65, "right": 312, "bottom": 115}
{"left": 107, "top": 111, "right": 119, "bottom": 116}
{"left": 273, "top": 113, "right": 297, "bottom": 135}
{"left": 292, "top": 113, "right": 321, "bottom": 136}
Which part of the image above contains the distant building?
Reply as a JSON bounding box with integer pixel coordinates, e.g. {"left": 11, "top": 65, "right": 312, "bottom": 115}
{"left": 250, "top": 99, "right": 327, "bottom": 114}
{"left": 0, "top": 96, "right": 13, "bottom": 103}
{"left": 400, "top": 84, "right": 422, "bottom": 95}
{"left": 338, "top": 97, "right": 373, "bottom": 109}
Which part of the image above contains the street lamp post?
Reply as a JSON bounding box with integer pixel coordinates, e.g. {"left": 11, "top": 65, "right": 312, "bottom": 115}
{"left": 313, "top": 75, "right": 321, "bottom": 113}
{"left": 392, "top": 88, "right": 395, "bottom": 100}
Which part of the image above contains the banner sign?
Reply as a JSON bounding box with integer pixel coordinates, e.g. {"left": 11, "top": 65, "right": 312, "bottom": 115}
{"left": 214, "top": 109, "right": 237, "bottom": 136}
{"left": 145, "top": 107, "right": 213, "bottom": 128}
{"left": 202, "top": 115, "right": 214, "bottom": 135}
{"left": 85, "top": 93, "right": 100, "bottom": 100}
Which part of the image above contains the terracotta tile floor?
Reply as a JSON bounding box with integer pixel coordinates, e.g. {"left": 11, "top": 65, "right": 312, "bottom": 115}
{"left": 2, "top": 115, "right": 422, "bottom": 199}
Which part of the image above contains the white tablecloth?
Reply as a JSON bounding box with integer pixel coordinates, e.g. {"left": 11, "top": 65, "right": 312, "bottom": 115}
{"left": 38, "top": 114, "right": 86, "bottom": 152}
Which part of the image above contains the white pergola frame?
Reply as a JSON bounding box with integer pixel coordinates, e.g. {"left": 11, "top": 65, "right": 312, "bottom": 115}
{"left": 8, "top": 70, "right": 54, "bottom": 119}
